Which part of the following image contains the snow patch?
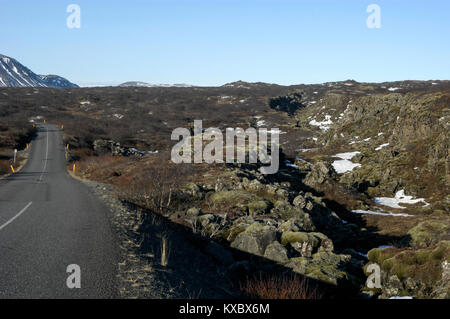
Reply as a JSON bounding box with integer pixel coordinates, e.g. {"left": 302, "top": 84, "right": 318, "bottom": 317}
{"left": 332, "top": 152, "right": 361, "bottom": 174}
{"left": 256, "top": 120, "right": 266, "bottom": 127}
{"left": 375, "top": 143, "right": 389, "bottom": 151}
{"left": 334, "top": 152, "right": 360, "bottom": 160}
{"left": 374, "top": 190, "right": 428, "bottom": 209}
{"left": 267, "top": 129, "right": 286, "bottom": 134}
{"left": 309, "top": 115, "right": 333, "bottom": 131}
{"left": 352, "top": 209, "right": 413, "bottom": 217}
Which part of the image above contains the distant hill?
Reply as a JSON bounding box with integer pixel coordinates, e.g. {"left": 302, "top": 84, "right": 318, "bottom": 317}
{"left": 222, "top": 80, "right": 280, "bottom": 89}
{"left": 119, "top": 81, "right": 192, "bottom": 88}
{"left": 0, "top": 54, "right": 78, "bottom": 88}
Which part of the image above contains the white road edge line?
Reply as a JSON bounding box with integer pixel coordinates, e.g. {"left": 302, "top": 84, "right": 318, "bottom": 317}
{"left": 38, "top": 126, "right": 49, "bottom": 182}
{"left": 0, "top": 202, "right": 33, "bottom": 231}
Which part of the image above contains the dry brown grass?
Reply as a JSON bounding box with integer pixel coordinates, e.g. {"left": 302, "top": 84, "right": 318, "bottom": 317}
{"left": 160, "top": 234, "right": 170, "bottom": 267}
{"left": 73, "top": 154, "right": 129, "bottom": 180}
{"left": 241, "top": 273, "right": 321, "bottom": 299}
{"left": 120, "top": 155, "right": 194, "bottom": 213}
{"left": 0, "top": 159, "right": 11, "bottom": 175}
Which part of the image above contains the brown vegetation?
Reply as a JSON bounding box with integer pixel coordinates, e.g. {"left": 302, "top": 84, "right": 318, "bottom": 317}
{"left": 241, "top": 273, "right": 321, "bottom": 299}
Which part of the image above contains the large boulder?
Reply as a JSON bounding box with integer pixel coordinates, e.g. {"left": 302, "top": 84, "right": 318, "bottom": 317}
{"left": 181, "top": 183, "right": 204, "bottom": 200}
{"left": 193, "top": 213, "right": 228, "bottom": 238}
{"left": 311, "top": 232, "right": 335, "bottom": 253}
{"left": 304, "top": 161, "right": 337, "bottom": 186}
{"left": 281, "top": 231, "right": 334, "bottom": 257}
{"left": 223, "top": 216, "right": 255, "bottom": 242}
{"left": 230, "top": 222, "right": 277, "bottom": 256}
{"left": 281, "top": 231, "right": 320, "bottom": 257}
{"left": 93, "top": 139, "right": 110, "bottom": 154}
{"left": 263, "top": 241, "right": 289, "bottom": 263}
{"left": 93, "top": 139, "right": 130, "bottom": 156}
{"left": 292, "top": 194, "right": 307, "bottom": 208}
{"left": 272, "top": 200, "right": 311, "bottom": 222}
{"left": 278, "top": 216, "right": 316, "bottom": 233}
{"left": 286, "top": 253, "right": 351, "bottom": 286}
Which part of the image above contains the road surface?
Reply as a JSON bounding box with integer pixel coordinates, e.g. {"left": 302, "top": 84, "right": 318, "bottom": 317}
{"left": 0, "top": 124, "right": 118, "bottom": 298}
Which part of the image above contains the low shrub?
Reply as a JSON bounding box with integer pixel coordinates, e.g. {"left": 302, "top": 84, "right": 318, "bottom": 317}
{"left": 241, "top": 272, "right": 321, "bottom": 299}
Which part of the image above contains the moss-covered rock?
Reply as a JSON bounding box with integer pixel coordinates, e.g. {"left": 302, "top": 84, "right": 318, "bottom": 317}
{"left": 281, "top": 231, "right": 312, "bottom": 246}
{"left": 223, "top": 223, "right": 248, "bottom": 242}
{"left": 407, "top": 220, "right": 450, "bottom": 248}
{"left": 273, "top": 200, "right": 309, "bottom": 221}
{"left": 365, "top": 241, "right": 450, "bottom": 298}
{"left": 292, "top": 194, "right": 307, "bottom": 208}
{"left": 304, "top": 161, "right": 337, "bottom": 186}
{"left": 277, "top": 216, "right": 315, "bottom": 233}
{"left": 263, "top": 241, "right": 289, "bottom": 263}
{"left": 312, "top": 251, "right": 349, "bottom": 265}
{"left": 208, "top": 190, "right": 270, "bottom": 216}
{"left": 209, "top": 190, "right": 255, "bottom": 205}
{"left": 230, "top": 222, "right": 277, "bottom": 256}
{"left": 182, "top": 182, "right": 204, "bottom": 199}
{"left": 280, "top": 231, "right": 327, "bottom": 257}
{"left": 367, "top": 247, "right": 398, "bottom": 265}
{"left": 285, "top": 251, "right": 354, "bottom": 286}
{"left": 305, "top": 266, "right": 347, "bottom": 286}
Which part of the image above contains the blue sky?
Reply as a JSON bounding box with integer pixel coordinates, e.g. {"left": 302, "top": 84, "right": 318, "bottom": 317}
{"left": 1, "top": 0, "right": 449, "bottom": 86}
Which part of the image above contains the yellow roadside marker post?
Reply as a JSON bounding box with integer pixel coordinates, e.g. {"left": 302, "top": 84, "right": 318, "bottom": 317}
{"left": 10, "top": 166, "right": 15, "bottom": 173}
{"left": 73, "top": 164, "right": 76, "bottom": 174}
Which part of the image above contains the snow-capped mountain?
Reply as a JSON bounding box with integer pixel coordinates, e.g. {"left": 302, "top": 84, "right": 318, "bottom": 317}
{"left": 119, "top": 81, "right": 192, "bottom": 88}
{"left": 0, "top": 54, "right": 78, "bottom": 88}
{"left": 38, "top": 74, "right": 78, "bottom": 88}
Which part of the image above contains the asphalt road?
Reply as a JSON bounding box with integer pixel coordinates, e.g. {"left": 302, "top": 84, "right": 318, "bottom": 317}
{"left": 0, "top": 124, "right": 118, "bottom": 298}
